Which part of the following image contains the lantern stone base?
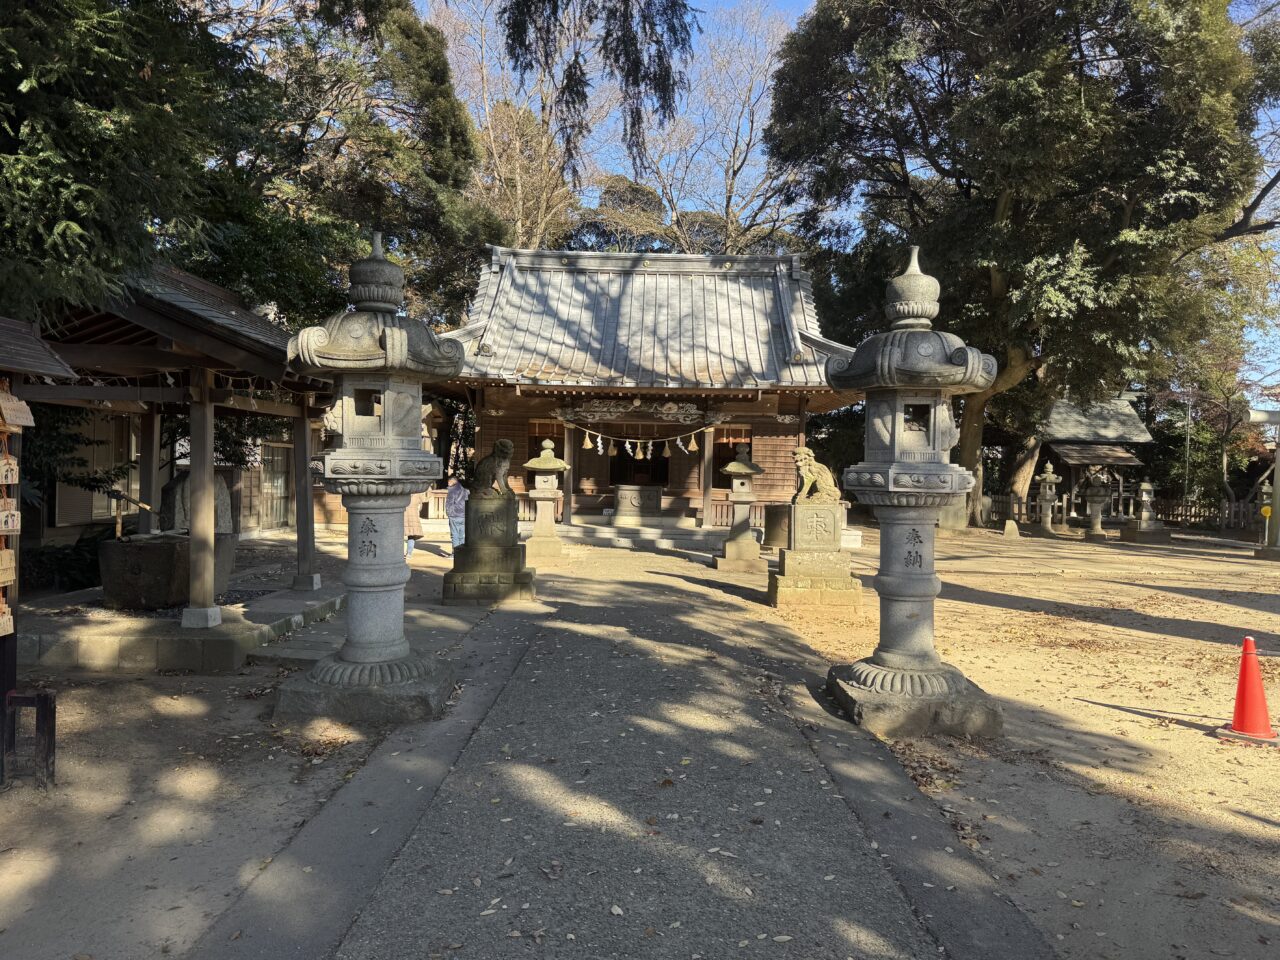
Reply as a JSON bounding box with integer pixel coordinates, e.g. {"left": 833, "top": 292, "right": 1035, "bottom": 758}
{"left": 1119, "top": 522, "right": 1171, "bottom": 545}
{"left": 827, "top": 662, "right": 1003, "bottom": 739}
{"left": 767, "top": 549, "right": 862, "bottom": 608}
{"left": 275, "top": 655, "right": 454, "bottom": 724}
{"left": 523, "top": 536, "right": 566, "bottom": 561}
{"left": 714, "top": 537, "right": 767, "bottom": 574}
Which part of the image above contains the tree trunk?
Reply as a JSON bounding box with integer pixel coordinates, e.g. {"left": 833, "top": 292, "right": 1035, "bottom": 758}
{"left": 954, "top": 346, "right": 1037, "bottom": 526}
{"left": 1007, "top": 434, "right": 1042, "bottom": 505}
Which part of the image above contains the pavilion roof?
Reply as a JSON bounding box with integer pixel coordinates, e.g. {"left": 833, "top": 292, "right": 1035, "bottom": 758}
{"left": 0, "top": 316, "right": 76, "bottom": 379}
{"left": 1041, "top": 398, "right": 1152, "bottom": 444}
{"left": 441, "top": 247, "right": 843, "bottom": 392}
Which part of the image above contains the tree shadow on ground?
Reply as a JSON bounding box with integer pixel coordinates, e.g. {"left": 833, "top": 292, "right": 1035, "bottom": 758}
{"left": 939, "top": 580, "right": 1275, "bottom": 651}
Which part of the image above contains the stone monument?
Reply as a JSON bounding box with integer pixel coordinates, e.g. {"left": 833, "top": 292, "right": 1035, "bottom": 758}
{"left": 824, "top": 247, "right": 1003, "bottom": 738}
{"left": 1119, "top": 479, "right": 1171, "bottom": 544}
{"left": 442, "top": 439, "right": 537, "bottom": 605}
{"left": 1035, "top": 461, "right": 1061, "bottom": 535}
{"left": 714, "top": 444, "right": 766, "bottom": 574}
{"left": 1256, "top": 481, "right": 1280, "bottom": 560}
{"left": 275, "top": 233, "right": 461, "bottom": 722}
{"left": 1083, "top": 470, "right": 1111, "bottom": 542}
{"left": 522, "top": 439, "right": 569, "bottom": 561}
{"left": 766, "top": 447, "right": 861, "bottom": 608}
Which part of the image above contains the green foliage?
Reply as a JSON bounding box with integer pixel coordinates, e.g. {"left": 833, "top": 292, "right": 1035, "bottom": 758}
{"left": 20, "top": 526, "right": 117, "bottom": 592}
{"left": 768, "top": 0, "right": 1261, "bottom": 409}
{"left": 807, "top": 405, "right": 865, "bottom": 477}
{"left": 160, "top": 412, "right": 289, "bottom": 470}
{"left": 0, "top": 0, "right": 246, "bottom": 322}
{"left": 568, "top": 175, "right": 672, "bottom": 251}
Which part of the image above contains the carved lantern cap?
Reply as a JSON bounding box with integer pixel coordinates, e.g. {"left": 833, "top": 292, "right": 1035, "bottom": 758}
{"left": 287, "top": 232, "right": 463, "bottom": 381}
{"left": 1036, "top": 461, "right": 1062, "bottom": 482}
{"left": 825, "top": 246, "right": 997, "bottom": 396}
{"left": 523, "top": 438, "right": 569, "bottom": 473}
{"left": 720, "top": 442, "right": 764, "bottom": 477}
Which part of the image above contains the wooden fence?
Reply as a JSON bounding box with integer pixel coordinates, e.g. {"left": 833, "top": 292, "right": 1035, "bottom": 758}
{"left": 989, "top": 492, "right": 1262, "bottom": 532}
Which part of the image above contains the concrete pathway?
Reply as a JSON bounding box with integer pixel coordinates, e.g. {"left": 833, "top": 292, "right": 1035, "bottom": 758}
{"left": 355, "top": 551, "right": 1053, "bottom": 958}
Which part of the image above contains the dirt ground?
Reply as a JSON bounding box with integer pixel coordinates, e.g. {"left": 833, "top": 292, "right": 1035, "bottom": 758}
{"left": 3, "top": 528, "right": 1278, "bottom": 960}
{"left": 0, "top": 665, "right": 377, "bottom": 960}
{"left": 782, "top": 527, "right": 1280, "bottom": 960}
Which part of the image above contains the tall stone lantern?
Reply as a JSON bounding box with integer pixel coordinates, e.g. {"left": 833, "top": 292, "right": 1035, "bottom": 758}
{"left": 825, "top": 247, "right": 1003, "bottom": 738}
{"left": 1083, "top": 470, "right": 1111, "bottom": 542}
{"left": 523, "top": 439, "right": 569, "bottom": 560}
{"left": 715, "top": 444, "right": 767, "bottom": 573}
{"left": 276, "top": 234, "right": 463, "bottom": 722}
{"left": 1035, "top": 462, "right": 1061, "bottom": 535}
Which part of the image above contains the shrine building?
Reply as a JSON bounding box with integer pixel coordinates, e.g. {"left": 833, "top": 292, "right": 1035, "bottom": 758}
{"left": 435, "top": 247, "right": 853, "bottom": 527}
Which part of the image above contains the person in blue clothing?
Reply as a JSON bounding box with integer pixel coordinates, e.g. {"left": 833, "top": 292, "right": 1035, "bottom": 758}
{"left": 444, "top": 473, "right": 468, "bottom": 556}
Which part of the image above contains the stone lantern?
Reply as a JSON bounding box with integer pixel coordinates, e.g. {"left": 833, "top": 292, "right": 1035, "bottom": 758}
{"left": 276, "top": 233, "right": 463, "bottom": 722}
{"left": 1083, "top": 470, "right": 1111, "bottom": 542}
{"left": 522, "top": 439, "right": 569, "bottom": 560}
{"left": 824, "top": 247, "right": 1002, "bottom": 738}
{"left": 1120, "top": 478, "right": 1170, "bottom": 544}
{"left": 1035, "top": 461, "right": 1061, "bottom": 535}
{"left": 715, "top": 443, "right": 766, "bottom": 573}
{"left": 1257, "top": 481, "right": 1280, "bottom": 560}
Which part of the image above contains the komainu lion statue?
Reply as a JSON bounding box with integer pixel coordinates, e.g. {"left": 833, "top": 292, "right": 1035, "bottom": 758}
{"left": 792, "top": 446, "right": 841, "bottom": 504}
{"left": 468, "top": 439, "right": 515, "bottom": 499}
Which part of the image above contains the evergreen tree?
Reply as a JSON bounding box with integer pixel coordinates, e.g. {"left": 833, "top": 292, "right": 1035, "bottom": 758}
{"left": 767, "top": 0, "right": 1261, "bottom": 517}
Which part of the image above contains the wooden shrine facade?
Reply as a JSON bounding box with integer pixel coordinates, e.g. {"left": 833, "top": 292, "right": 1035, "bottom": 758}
{"left": 436, "top": 248, "right": 853, "bottom": 525}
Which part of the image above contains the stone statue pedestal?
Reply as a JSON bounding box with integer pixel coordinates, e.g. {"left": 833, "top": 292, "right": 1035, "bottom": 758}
{"left": 766, "top": 503, "right": 861, "bottom": 608}
{"left": 277, "top": 484, "right": 454, "bottom": 724}
{"left": 524, "top": 489, "right": 565, "bottom": 561}
{"left": 442, "top": 497, "right": 536, "bottom": 605}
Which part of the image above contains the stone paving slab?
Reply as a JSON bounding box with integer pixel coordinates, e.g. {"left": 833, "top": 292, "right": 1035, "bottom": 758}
{"left": 334, "top": 566, "right": 944, "bottom": 960}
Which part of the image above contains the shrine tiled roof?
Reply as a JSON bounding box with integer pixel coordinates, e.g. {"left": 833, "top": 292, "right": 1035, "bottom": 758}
{"left": 441, "top": 247, "right": 844, "bottom": 390}
{"left": 0, "top": 316, "right": 76, "bottom": 379}
{"left": 1041, "top": 398, "right": 1153, "bottom": 444}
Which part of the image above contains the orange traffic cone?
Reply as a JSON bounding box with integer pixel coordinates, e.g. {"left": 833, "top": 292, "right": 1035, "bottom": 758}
{"left": 1215, "top": 637, "right": 1278, "bottom": 745}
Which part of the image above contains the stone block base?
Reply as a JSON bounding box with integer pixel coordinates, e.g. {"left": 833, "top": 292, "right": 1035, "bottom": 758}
{"left": 441, "top": 569, "right": 536, "bottom": 606}
{"left": 1085, "top": 531, "right": 1109, "bottom": 542}
{"left": 715, "top": 556, "right": 768, "bottom": 574}
{"left": 1255, "top": 546, "right": 1280, "bottom": 561}
{"left": 181, "top": 606, "right": 222, "bottom": 629}
{"left": 768, "top": 572, "right": 862, "bottom": 609}
{"left": 1118, "top": 526, "right": 1172, "bottom": 544}
{"left": 292, "top": 573, "right": 322, "bottom": 591}
{"left": 1002, "top": 519, "right": 1020, "bottom": 538}
{"left": 274, "top": 663, "right": 455, "bottom": 724}
{"left": 523, "top": 536, "right": 565, "bottom": 561}
{"left": 827, "top": 663, "right": 1003, "bottom": 739}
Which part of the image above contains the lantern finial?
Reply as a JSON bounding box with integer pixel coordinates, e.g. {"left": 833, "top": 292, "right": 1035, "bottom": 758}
{"left": 884, "top": 245, "right": 940, "bottom": 329}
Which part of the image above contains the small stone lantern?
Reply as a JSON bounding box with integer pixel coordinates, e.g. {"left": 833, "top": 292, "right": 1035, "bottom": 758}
{"left": 1083, "top": 470, "right": 1111, "bottom": 542}
{"left": 1035, "top": 461, "right": 1061, "bottom": 535}
{"left": 824, "top": 247, "right": 1002, "bottom": 738}
{"left": 714, "top": 444, "right": 766, "bottom": 573}
{"left": 1257, "top": 481, "right": 1280, "bottom": 560}
{"left": 276, "top": 233, "right": 463, "bottom": 722}
{"left": 523, "top": 439, "right": 569, "bottom": 560}
{"left": 1119, "top": 478, "right": 1170, "bottom": 544}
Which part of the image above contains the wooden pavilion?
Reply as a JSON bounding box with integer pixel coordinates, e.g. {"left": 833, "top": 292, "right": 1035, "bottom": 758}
{"left": 432, "top": 247, "right": 853, "bottom": 526}
{"left": 13, "top": 266, "right": 327, "bottom": 627}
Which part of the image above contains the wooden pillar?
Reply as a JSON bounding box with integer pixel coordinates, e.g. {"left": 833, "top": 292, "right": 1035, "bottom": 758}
{"left": 182, "top": 368, "right": 220, "bottom": 628}
{"left": 138, "top": 411, "right": 161, "bottom": 534}
{"left": 563, "top": 424, "right": 576, "bottom": 526}
{"left": 292, "top": 401, "right": 320, "bottom": 590}
{"left": 699, "top": 427, "right": 715, "bottom": 527}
